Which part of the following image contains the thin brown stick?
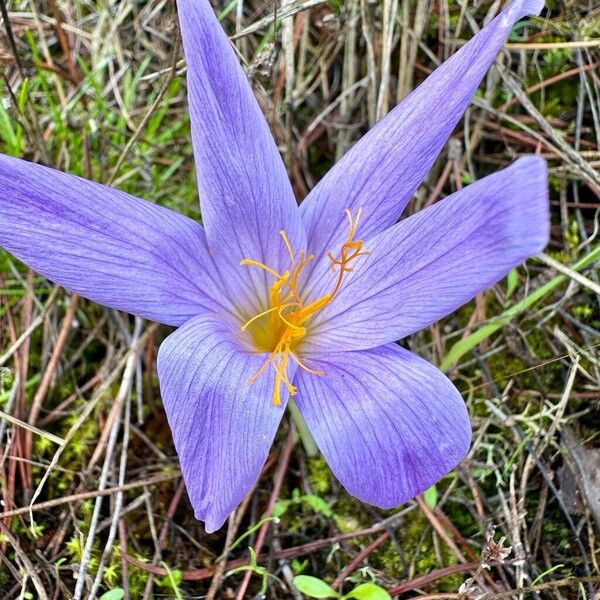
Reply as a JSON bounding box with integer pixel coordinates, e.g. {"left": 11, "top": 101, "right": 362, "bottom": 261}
{"left": 505, "top": 40, "right": 600, "bottom": 50}
{"left": 331, "top": 531, "right": 389, "bottom": 590}
{"left": 142, "top": 478, "right": 186, "bottom": 599}
{"left": 206, "top": 511, "right": 240, "bottom": 600}
{"left": 389, "top": 560, "right": 522, "bottom": 595}
{"left": 24, "top": 294, "right": 78, "bottom": 487}
{"left": 485, "top": 576, "right": 600, "bottom": 599}
{"left": 0, "top": 521, "right": 48, "bottom": 600}
{"left": 122, "top": 522, "right": 392, "bottom": 581}
{"left": 234, "top": 429, "right": 296, "bottom": 599}
{"left": 0, "top": 471, "right": 180, "bottom": 518}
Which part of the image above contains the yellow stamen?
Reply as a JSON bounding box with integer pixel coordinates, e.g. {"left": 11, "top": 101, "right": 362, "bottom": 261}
{"left": 289, "top": 352, "right": 325, "bottom": 376}
{"left": 280, "top": 230, "right": 295, "bottom": 265}
{"left": 240, "top": 208, "right": 368, "bottom": 405}
{"left": 241, "top": 304, "right": 291, "bottom": 332}
{"left": 278, "top": 311, "right": 306, "bottom": 333}
{"left": 240, "top": 258, "right": 283, "bottom": 279}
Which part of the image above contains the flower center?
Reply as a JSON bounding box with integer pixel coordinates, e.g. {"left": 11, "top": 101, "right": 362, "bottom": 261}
{"left": 240, "top": 208, "right": 368, "bottom": 406}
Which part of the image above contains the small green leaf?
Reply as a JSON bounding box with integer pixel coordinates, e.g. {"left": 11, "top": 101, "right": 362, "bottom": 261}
{"left": 506, "top": 268, "right": 518, "bottom": 298}
{"left": 155, "top": 564, "right": 183, "bottom": 594}
{"left": 291, "top": 558, "right": 309, "bottom": 574}
{"left": 0, "top": 100, "right": 18, "bottom": 155}
{"left": 423, "top": 485, "right": 438, "bottom": 509}
{"left": 273, "top": 499, "right": 291, "bottom": 518}
{"left": 294, "top": 575, "right": 341, "bottom": 598}
{"left": 303, "top": 494, "right": 334, "bottom": 517}
{"left": 99, "top": 590, "right": 125, "bottom": 600}
{"left": 344, "top": 582, "right": 391, "bottom": 600}
{"left": 248, "top": 546, "right": 258, "bottom": 567}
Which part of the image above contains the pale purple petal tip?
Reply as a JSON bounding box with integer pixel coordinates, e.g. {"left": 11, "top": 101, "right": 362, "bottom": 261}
{"left": 306, "top": 156, "right": 549, "bottom": 351}
{"left": 177, "top": 0, "right": 305, "bottom": 310}
{"left": 0, "top": 155, "right": 229, "bottom": 325}
{"left": 300, "top": 0, "right": 546, "bottom": 283}
{"left": 296, "top": 344, "right": 471, "bottom": 508}
{"left": 157, "top": 314, "right": 292, "bottom": 532}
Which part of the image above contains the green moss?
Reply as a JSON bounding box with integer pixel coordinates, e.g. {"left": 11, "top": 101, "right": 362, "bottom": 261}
{"left": 308, "top": 456, "right": 331, "bottom": 495}
{"left": 373, "top": 511, "right": 462, "bottom": 591}
{"left": 328, "top": 0, "right": 347, "bottom": 15}
{"left": 0, "top": 567, "right": 11, "bottom": 587}
{"left": 34, "top": 434, "right": 54, "bottom": 457}
{"left": 65, "top": 534, "right": 99, "bottom": 572}
{"left": 542, "top": 521, "right": 573, "bottom": 555}
{"left": 0, "top": 367, "right": 14, "bottom": 397}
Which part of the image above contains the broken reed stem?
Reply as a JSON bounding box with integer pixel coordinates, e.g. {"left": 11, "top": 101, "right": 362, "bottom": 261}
{"left": 72, "top": 318, "right": 142, "bottom": 600}
{"left": 88, "top": 385, "right": 133, "bottom": 598}
{"left": 0, "top": 409, "right": 64, "bottom": 446}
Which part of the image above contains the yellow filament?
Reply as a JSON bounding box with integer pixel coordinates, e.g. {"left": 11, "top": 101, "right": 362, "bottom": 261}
{"left": 241, "top": 304, "right": 291, "bottom": 332}
{"left": 289, "top": 351, "right": 325, "bottom": 376}
{"left": 239, "top": 258, "right": 282, "bottom": 279}
{"left": 241, "top": 208, "right": 368, "bottom": 405}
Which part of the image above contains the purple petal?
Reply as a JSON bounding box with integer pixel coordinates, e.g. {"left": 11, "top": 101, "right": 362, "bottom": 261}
{"left": 300, "top": 0, "right": 543, "bottom": 278}
{"left": 295, "top": 344, "right": 470, "bottom": 508}
{"left": 0, "top": 155, "right": 230, "bottom": 325}
{"left": 157, "top": 313, "right": 292, "bottom": 532}
{"left": 305, "top": 156, "right": 549, "bottom": 351}
{"left": 178, "top": 0, "right": 305, "bottom": 310}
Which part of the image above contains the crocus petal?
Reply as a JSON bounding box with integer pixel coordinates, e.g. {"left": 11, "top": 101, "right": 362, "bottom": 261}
{"left": 295, "top": 344, "right": 470, "bottom": 508}
{"left": 300, "top": 0, "right": 543, "bottom": 283}
{"left": 306, "top": 156, "right": 549, "bottom": 351}
{"left": 157, "top": 313, "right": 293, "bottom": 532}
{"left": 0, "top": 156, "right": 234, "bottom": 325}
{"left": 178, "top": 0, "right": 305, "bottom": 310}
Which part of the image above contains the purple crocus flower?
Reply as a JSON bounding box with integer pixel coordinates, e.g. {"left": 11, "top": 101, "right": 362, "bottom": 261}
{"left": 0, "top": 0, "right": 548, "bottom": 532}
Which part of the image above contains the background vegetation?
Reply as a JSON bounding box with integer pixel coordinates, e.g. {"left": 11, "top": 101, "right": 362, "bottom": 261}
{"left": 0, "top": 0, "right": 599, "bottom": 598}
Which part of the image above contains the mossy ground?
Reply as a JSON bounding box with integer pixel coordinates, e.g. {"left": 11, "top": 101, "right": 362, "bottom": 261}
{"left": 0, "top": 0, "right": 599, "bottom": 598}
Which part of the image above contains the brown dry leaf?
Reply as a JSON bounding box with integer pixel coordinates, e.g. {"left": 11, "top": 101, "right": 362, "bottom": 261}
{"left": 559, "top": 428, "right": 600, "bottom": 530}
{"left": 0, "top": 36, "right": 13, "bottom": 65}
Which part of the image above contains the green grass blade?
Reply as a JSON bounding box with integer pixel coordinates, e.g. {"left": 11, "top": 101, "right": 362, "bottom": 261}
{"left": 440, "top": 243, "right": 600, "bottom": 371}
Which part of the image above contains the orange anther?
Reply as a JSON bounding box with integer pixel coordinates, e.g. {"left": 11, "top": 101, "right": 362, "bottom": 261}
{"left": 241, "top": 208, "right": 368, "bottom": 405}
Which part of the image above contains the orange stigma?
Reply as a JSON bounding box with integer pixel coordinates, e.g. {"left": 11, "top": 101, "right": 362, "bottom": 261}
{"left": 240, "top": 208, "right": 369, "bottom": 405}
